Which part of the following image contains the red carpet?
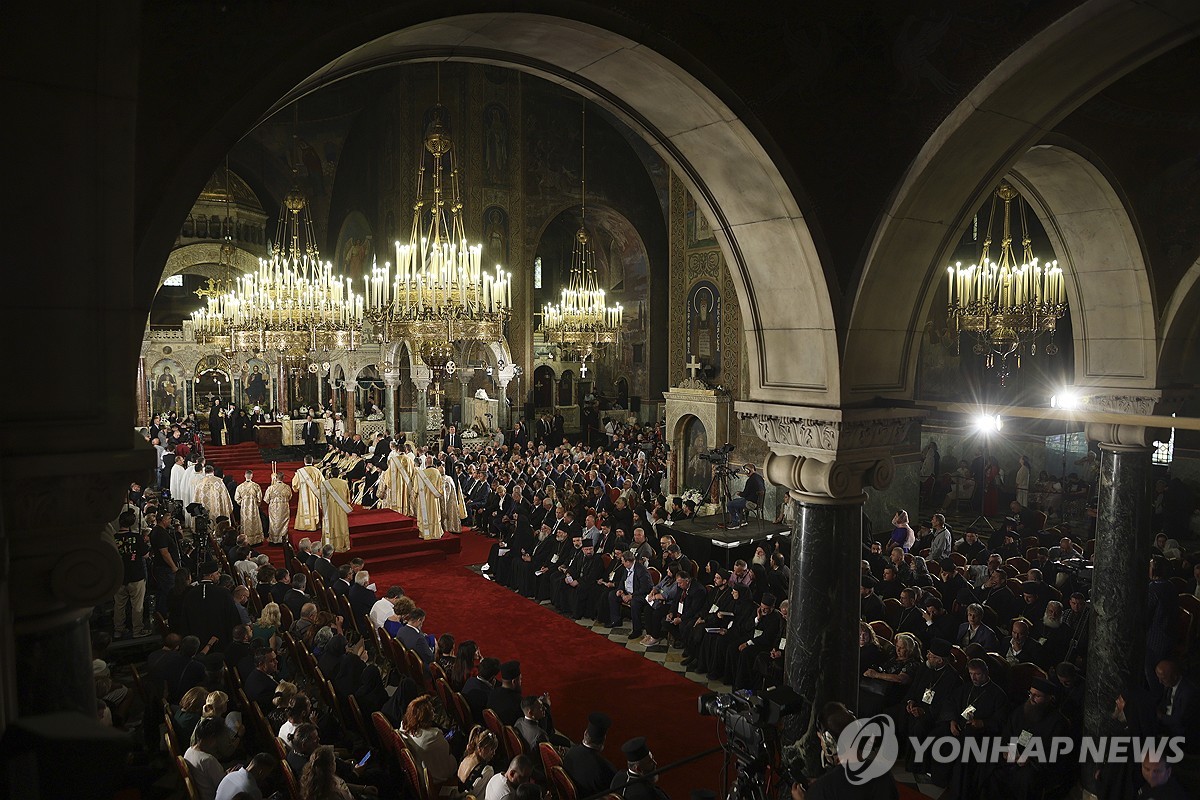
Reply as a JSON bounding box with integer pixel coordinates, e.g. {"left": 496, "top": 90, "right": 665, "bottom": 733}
{"left": 369, "top": 530, "right": 727, "bottom": 797}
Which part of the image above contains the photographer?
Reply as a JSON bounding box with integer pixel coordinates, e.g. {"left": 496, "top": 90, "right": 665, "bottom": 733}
{"left": 151, "top": 511, "right": 183, "bottom": 617}
{"left": 726, "top": 463, "right": 764, "bottom": 529}
{"left": 794, "top": 701, "right": 900, "bottom": 799}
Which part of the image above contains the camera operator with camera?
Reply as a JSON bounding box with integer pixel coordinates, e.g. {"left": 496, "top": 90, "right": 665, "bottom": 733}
{"left": 790, "top": 702, "right": 899, "bottom": 799}
{"left": 725, "top": 463, "right": 764, "bottom": 529}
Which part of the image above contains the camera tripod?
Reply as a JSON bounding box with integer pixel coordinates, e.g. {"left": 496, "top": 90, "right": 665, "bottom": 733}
{"left": 705, "top": 463, "right": 737, "bottom": 528}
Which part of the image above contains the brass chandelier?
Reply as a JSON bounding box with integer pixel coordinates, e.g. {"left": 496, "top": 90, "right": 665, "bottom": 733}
{"left": 192, "top": 128, "right": 363, "bottom": 359}
{"left": 364, "top": 104, "right": 511, "bottom": 352}
{"left": 541, "top": 107, "right": 622, "bottom": 358}
{"left": 945, "top": 181, "right": 1066, "bottom": 385}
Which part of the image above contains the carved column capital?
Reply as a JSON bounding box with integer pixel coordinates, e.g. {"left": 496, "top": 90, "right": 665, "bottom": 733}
{"left": 736, "top": 403, "right": 923, "bottom": 502}
{"left": 1073, "top": 389, "right": 1167, "bottom": 449}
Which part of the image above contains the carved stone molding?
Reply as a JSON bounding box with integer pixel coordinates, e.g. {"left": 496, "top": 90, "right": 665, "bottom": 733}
{"left": 1077, "top": 390, "right": 1161, "bottom": 417}
{"left": 736, "top": 403, "right": 923, "bottom": 501}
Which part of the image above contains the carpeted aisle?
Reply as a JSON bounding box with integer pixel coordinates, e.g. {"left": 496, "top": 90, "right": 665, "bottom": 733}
{"left": 370, "top": 530, "right": 728, "bottom": 797}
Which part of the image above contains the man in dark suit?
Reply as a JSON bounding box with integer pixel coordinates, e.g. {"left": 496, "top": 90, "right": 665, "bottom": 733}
{"left": 486, "top": 660, "right": 527, "bottom": 726}
{"left": 512, "top": 420, "right": 528, "bottom": 449}
{"left": 956, "top": 603, "right": 1000, "bottom": 650}
{"left": 301, "top": 414, "right": 320, "bottom": 454}
{"left": 347, "top": 570, "right": 378, "bottom": 624}
{"left": 313, "top": 544, "right": 339, "bottom": 585}
{"left": 462, "top": 657, "right": 499, "bottom": 723}
{"left": 564, "top": 712, "right": 617, "bottom": 795}
{"left": 281, "top": 574, "right": 311, "bottom": 620}
{"left": 395, "top": 607, "right": 434, "bottom": 665}
{"left": 645, "top": 566, "right": 707, "bottom": 646}
{"left": 331, "top": 564, "right": 353, "bottom": 598}
{"left": 177, "top": 560, "right": 242, "bottom": 652}
{"left": 1004, "top": 617, "right": 1047, "bottom": 669}
{"left": 1154, "top": 659, "right": 1199, "bottom": 742}
{"left": 443, "top": 425, "right": 460, "bottom": 452}
{"left": 243, "top": 648, "right": 281, "bottom": 710}
{"left": 607, "top": 551, "right": 653, "bottom": 638}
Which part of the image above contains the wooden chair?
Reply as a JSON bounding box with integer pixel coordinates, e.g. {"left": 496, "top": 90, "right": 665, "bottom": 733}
{"left": 1008, "top": 662, "right": 1047, "bottom": 700}
{"left": 648, "top": 567, "right": 662, "bottom": 586}
{"left": 549, "top": 765, "right": 579, "bottom": 800}
{"left": 503, "top": 725, "right": 526, "bottom": 761}
{"left": 1006, "top": 578, "right": 1024, "bottom": 596}
{"left": 163, "top": 699, "right": 182, "bottom": 756}
{"left": 1004, "top": 557, "right": 1031, "bottom": 574}
{"left": 881, "top": 598, "right": 902, "bottom": 630}
{"left": 406, "top": 649, "right": 427, "bottom": 689}
{"left": 540, "top": 740, "right": 564, "bottom": 775}
{"left": 278, "top": 602, "right": 294, "bottom": 631}
{"left": 1178, "top": 594, "right": 1200, "bottom": 653}
{"left": 868, "top": 620, "right": 893, "bottom": 641}
{"left": 482, "top": 708, "right": 504, "bottom": 741}
{"left": 450, "top": 692, "right": 473, "bottom": 732}
{"left": 346, "top": 694, "right": 374, "bottom": 749}
{"left": 398, "top": 746, "right": 431, "bottom": 800}
{"left": 163, "top": 730, "right": 182, "bottom": 762}
{"left": 1174, "top": 606, "right": 1194, "bottom": 659}
{"left": 984, "top": 653, "right": 1010, "bottom": 690}
{"left": 1169, "top": 577, "right": 1189, "bottom": 593}
{"left": 429, "top": 660, "right": 448, "bottom": 686}
{"left": 174, "top": 755, "right": 202, "bottom": 800}
{"left": 371, "top": 712, "right": 398, "bottom": 756}
{"left": 434, "top": 676, "right": 454, "bottom": 717}
{"left": 949, "top": 552, "right": 967, "bottom": 569}
{"left": 949, "top": 645, "right": 968, "bottom": 677}
{"left": 279, "top": 760, "right": 302, "bottom": 800}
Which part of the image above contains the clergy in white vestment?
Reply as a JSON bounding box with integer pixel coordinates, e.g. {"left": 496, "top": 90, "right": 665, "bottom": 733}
{"left": 321, "top": 467, "right": 352, "bottom": 553}
{"left": 263, "top": 473, "right": 293, "bottom": 544}
{"left": 439, "top": 465, "right": 466, "bottom": 534}
{"left": 179, "top": 461, "right": 205, "bottom": 527}
{"left": 381, "top": 442, "right": 413, "bottom": 516}
{"left": 291, "top": 456, "right": 324, "bottom": 532}
{"left": 195, "top": 465, "right": 234, "bottom": 520}
{"left": 169, "top": 455, "right": 190, "bottom": 524}
{"left": 234, "top": 470, "right": 264, "bottom": 545}
{"left": 414, "top": 465, "right": 445, "bottom": 540}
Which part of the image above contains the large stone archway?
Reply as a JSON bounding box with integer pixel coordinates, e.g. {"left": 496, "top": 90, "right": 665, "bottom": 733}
{"left": 845, "top": 0, "right": 1200, "bottom": 401}
{"left": 141, "top": 13, "right": 839, "bottom": 408}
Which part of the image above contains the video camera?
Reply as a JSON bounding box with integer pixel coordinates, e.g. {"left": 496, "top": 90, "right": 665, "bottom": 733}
{"left": 698, "top": 691, "right": 781, "bottom": 766}
{"left": 699, "top": 443, "right": 735, "bottom": 464}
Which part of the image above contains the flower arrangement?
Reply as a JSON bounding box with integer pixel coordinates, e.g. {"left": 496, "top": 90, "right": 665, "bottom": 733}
{"left": 681, "top": 488, "right": 705, "bottom": 506}
{"left": 462, "top": 430, "right": 479, "bottom": 440}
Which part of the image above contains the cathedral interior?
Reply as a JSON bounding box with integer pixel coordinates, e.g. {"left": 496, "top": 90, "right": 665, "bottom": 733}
{"left": 5, "top": 1, "right": 1200, "bottom": 796}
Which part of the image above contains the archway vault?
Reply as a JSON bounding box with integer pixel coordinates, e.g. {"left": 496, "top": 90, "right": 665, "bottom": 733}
{"left": 242, "top": 13, "right": 841, "bottom": 407}
{"left": 846, "top": 0, "right": 1200, "bottom": 403}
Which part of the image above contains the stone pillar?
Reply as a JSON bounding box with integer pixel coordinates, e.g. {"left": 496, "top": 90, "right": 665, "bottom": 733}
{"left": 738, "top": 404, "right": 921, "bottom": 763}
{"left": 344, "top": 380, "right": 357, "bottom": 437}
{"left": 1079, "top": 392, "right": 1162, "bottom": 748}
{"left": 277, "top": 361, "right": 288, "bottom": 414}
{"left": 136, "top": 358, "right": 149, "bottom": 428}
{"left": 383, "top": 375, "right": 399, "bottom": 436}
{"left": 496, "top": 379, "right": 511, "bottom": 431}
{"left": 459, "top": 375, "right": 471, "bottom": 427}
{"left": 413, "top": 365, "right": 432, "bottom": 445}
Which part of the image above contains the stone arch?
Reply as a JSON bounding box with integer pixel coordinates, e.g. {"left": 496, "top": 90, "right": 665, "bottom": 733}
{"left": 846, "top": 2, "right": 1200, "bottom": 401}
{"left": 1160, "top": 252, "right": 1200, "bottom": 385}
{"left": 161, "top": 242, "right": 260, "bottom": 286}
{"left": 1007, "top": 145, "right": 1156, "bottom": 390}
{"left": 144, "top": 12, "right": 837, "bottom": 407}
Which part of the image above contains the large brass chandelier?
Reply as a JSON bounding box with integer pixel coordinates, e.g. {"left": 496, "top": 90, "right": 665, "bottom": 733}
{"left": 541, "top": 107, "right": 622, "bottom": 358}
{"left": 945, "top": 181, "right": 1066, "bottom": 385}
{"left": 364, "top": 105, "right": 510, "bottom": 351}
{"left": 192, "top": 185, "right": 363, "bottom": 359}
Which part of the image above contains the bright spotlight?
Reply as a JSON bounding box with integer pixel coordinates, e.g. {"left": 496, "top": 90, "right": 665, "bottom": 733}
{"left": 975, "top": 414, "right": 1003, "bottom": 433}
{"left": 1051, "top": 390, "right": 1079, "bottom": 410}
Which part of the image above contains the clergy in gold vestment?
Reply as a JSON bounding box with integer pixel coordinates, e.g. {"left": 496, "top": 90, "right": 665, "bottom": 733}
{"left": 414, "top": 465, "right": 445, "bottom": 540}
{"left": 321, "top": 468, "right": 352, "bottom": 553}
{"left": 263, "top": 473, "right": 293, "bottom": 544}
{"left": 381, "top": 443, "right": 412, "bottom": 516}
{"left": 440, "top": 466, "right": 466, "bottom": 534}
{"left": 291, "top": 457, "right": 324, "bottom": 532}
{"left": 195, "top": 466, "right": 234, "bottom": 521}
{"left": 234, "top": 471, "right": 264, "bottom": 545}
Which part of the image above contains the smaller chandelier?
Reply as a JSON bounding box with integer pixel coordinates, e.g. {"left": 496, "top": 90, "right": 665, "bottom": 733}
{"left": 540, "top": 107, "right": 622, "bottom": 358}
{"left": 192, "top": 189, "right": 363, "bottom": 354}
{"left": 945, "top": 181, "right": 1066, "bottom": 385}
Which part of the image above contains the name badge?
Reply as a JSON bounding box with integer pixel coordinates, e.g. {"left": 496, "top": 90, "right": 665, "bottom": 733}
{"left": 962, "top": 705, "right": 976, "bottom": 720}
{"left": 1017, "top": 729, "right": 1033, "bottom": 747}
{"left": 922, "top": 689, "right": 935, "bottom": 704}
{"left": 753, "top": 629, "right": 762, "bottom": 639}
{"left": 778, "top": 638, "right": 786, "bottom": 650}
{"left": 710, "top": 604, "right": 719, "bottom": 613}
{"left": 678, "top": 601, "right": 685, "bottom": 613}
{"left": 550, "top": 555, "right": 559, "bottom": 564}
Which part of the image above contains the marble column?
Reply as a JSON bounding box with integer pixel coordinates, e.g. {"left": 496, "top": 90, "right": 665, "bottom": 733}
{"left": 496, "top": 379, "right": 511, "bottom": 431}
{"left": 738, "top": 404, "right": 922, "bottom": 770}
{"left": 413, "top": 373, "right": 431, "bottom": 446}
{"left": 787, "top": 494, "right": 866, "bottom": 726}
{"left": 383, "top": 376, "right": 398, "bottom": 436}
{"left": 1082, "top": 439, "right": 1153, "bottom": 740}
{"left": 136, "top": 358, "right": 148, "bottom": 427}
{"left": 344, "top": 380, "right": 357, "bottom": 436}
{"left": 276, "top": 361, "right": 287, "bottom": 414}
